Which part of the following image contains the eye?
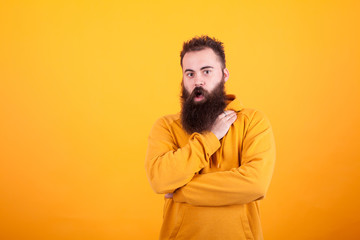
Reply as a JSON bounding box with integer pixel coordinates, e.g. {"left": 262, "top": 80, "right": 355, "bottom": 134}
{"left": 186, "top": 72, "right": 194, "bottom": 77}
{"left": 204, "top": 70, "right": 211, "bottom": 74}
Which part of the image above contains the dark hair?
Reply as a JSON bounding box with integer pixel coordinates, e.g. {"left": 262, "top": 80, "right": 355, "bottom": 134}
{"left": 180, "top": 35, "right": 226, "bottom": 69}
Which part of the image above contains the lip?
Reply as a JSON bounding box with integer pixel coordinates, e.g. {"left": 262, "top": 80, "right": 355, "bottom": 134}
{"left": 194, "top": 95, "right": 205, "bottom": 102}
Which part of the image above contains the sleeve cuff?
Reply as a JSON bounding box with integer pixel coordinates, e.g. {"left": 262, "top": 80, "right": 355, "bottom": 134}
{"left": 202, "top": 131, "right": 221, "bottom": 156}
{"left": 173, "top": 187, "right": 185, "bottom": 203}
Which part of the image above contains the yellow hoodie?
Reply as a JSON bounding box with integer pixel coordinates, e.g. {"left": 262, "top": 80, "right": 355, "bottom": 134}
{"left": 145, "top": 95, "right": 276, "bottom": 240}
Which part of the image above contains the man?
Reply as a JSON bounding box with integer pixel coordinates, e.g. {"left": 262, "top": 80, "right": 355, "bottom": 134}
{"left": 145, "top": 35, "right": 276, "bottom": 240}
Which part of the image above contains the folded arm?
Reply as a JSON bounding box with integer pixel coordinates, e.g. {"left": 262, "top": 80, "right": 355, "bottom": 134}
{"left": 172, "top": 111, "right": 276, "bottom": 206}
{"left": 145, "top": 117, "right": 220, "bottom": 194}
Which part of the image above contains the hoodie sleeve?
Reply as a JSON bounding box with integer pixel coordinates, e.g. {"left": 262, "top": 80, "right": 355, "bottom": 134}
{"left": 172, "top": 110, "right": 276, "bottom": 206}
{"left": 145, "top": 116, "right": 221, "bottom": 194}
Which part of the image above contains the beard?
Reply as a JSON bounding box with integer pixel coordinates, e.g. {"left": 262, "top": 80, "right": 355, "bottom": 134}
{"left": 180, "top": 79, "right": 227, "bottom": 134}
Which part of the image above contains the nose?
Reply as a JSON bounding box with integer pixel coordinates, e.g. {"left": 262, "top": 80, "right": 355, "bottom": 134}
{"left": 194, "top": 76, "right": 204, "bottom": 87}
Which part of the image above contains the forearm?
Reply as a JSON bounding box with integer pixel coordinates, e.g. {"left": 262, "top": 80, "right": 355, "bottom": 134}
{"left": 173, "top": 110, "right": 276, "bottom": 206}
{"left": 145, "top": 130, "right": 220, "bottom": 194}
{"left": 173, "top": 154, "right": 275, "bottom": 206}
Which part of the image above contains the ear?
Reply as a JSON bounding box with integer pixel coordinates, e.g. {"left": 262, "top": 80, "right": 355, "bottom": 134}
{"left": 223, "top": 68, "right": 230, "bottom": 82}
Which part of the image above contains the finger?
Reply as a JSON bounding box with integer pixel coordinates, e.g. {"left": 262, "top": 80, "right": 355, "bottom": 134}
{"left": 224, "top": 112, "right": 237, "bottom": 120}
{"left": 228, "top": 114, "right": 238, "bottom": 123}
{"left": 220, "top": 113, "right": 235, "bottom": 123}
{"left": 222, "top": 112, "right": 236, "bottom": 122}
{"left": 219, "top": 112, "right": 227, "bottom": 119}
{"left": 220, "top": 110, "right": 234, "bottom": 119}
{"left": 165, "top": 193, "right": 173, "bottom": 199}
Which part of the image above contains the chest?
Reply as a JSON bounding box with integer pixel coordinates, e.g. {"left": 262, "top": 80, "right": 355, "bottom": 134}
{"left": 172, "top": 120, "right": 246, "bottom": 173}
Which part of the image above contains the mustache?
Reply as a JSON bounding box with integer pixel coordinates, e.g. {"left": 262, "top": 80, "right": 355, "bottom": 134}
{"left": 188, "top": 86, "right": 208, "bottom": 100}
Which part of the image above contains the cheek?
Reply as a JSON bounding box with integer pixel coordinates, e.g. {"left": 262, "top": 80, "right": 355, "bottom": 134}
{"left": 183, "top": 80, "right": 192, "bottom": 91}
{"left": 207, "top": 79, "right": 218, "bottom": 91}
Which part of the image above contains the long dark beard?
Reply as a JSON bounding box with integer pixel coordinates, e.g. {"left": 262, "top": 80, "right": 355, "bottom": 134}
{"left": 180, "top": 80, "right": 226, "bottom": 134}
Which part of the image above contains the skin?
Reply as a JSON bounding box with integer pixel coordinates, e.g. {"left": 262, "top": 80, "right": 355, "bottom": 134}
{"left": 165, "top": 48, "right": 238, "bottom": 198}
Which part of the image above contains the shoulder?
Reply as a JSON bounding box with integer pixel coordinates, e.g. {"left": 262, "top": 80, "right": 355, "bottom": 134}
{"left": 154, "top": 113, "right": 180, "bottom": 126}
{"left": 237, "top": 107, "right": 269, "bottom": 121}
{"left": 236, "top": 107, "right": 272, "bottom": 129}
{"left": 150, "top": 113, "right": 181, "bottom": 133}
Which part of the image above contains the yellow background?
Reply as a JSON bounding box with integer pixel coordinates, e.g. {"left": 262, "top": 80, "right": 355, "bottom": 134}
{"left": 1, "top": 1, "right": 359, "bottom": 239}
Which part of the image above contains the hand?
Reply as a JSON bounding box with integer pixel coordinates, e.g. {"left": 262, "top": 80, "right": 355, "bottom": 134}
{"left": 165, "top": 193, "right": 173, "bottom": 199}
{"left": 211, "top": 110, "right": 237, "bottom": 140}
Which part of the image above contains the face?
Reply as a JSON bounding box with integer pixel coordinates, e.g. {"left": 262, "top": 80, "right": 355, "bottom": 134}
{"left": 182, "top": 47, "right": 229, "bottom": 103}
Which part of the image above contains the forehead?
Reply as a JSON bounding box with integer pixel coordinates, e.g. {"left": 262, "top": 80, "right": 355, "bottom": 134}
{"left": 182, "top": 48, "right": 221, "bottom": 70}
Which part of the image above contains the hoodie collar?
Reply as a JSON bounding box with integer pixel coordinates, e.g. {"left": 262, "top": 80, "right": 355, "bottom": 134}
{"left": 225, "top": 94, "right": 244, "bottom": 112}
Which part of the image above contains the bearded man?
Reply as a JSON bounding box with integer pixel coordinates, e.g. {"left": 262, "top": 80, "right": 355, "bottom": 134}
{"left": 145, "top": 35, "right": 276, "bottom": 240}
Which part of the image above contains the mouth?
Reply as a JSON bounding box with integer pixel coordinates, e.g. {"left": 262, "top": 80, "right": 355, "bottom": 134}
{"left": 193, "top": 89, "right": 205, "bottom": 102}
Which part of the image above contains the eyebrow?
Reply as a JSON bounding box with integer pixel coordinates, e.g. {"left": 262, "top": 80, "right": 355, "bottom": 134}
{"left": 184, "top": 66, "right": 214, "bottom": 73}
